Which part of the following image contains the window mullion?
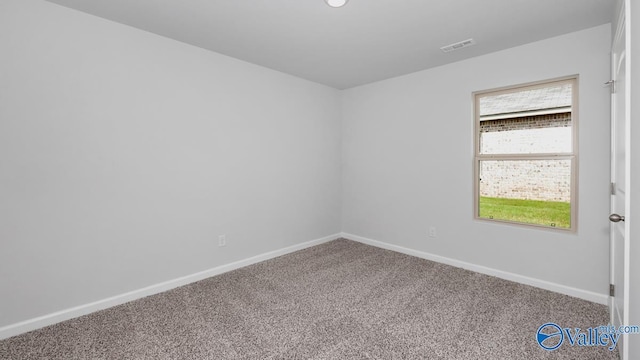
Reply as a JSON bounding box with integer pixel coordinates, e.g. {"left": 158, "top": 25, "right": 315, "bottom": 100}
{"left": 476, "top": 153, "right": 574, "bottom": 161}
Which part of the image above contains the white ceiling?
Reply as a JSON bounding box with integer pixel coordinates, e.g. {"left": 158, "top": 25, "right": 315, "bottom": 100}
{"left": 45, "top": 0, "right": 613, "bottom": 89}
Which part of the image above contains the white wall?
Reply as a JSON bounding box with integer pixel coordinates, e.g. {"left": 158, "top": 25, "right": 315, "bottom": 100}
{"left": 0, "top": 0, "right": 341, "bottom": 329}
{"left": 342, "top": 25, "right": 612, "bottom": 297}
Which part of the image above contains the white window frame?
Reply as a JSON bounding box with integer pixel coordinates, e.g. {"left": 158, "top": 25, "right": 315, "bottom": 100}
{"left": 473, "top": 76, "right": 578, "bottom": 232}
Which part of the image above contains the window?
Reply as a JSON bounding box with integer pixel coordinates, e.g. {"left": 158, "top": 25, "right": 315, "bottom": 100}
{"left": 474, "top": 77, "right": 577, "bottom": 231}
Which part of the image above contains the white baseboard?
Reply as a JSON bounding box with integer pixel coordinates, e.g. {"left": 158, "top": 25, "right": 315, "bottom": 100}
{"left": 1, "top": 232, "right": 607, "bottom": 340}
{"left": 0, "top": 233, "right": 341, "bottom": 341}
{"left": 341, "top": 232, "right": 609, "bottom": 305}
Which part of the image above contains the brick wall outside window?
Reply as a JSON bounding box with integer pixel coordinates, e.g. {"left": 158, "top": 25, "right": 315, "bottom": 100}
{"left": 479, "top": 112, "right": 571, "bottom": 202}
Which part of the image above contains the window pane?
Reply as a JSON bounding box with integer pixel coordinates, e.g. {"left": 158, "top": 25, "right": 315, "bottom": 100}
{"left": 478, "top": 159, "right": 572, "bottom": 228}
{"left": 479, "top": 83, "right": 572, "bottom": 154}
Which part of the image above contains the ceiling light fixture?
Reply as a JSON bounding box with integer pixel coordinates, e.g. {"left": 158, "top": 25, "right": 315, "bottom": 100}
{"left": 325, "top": 0, "right": 348, "bottom": 8}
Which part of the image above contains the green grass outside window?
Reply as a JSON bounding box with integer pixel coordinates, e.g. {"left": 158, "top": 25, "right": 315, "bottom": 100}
{"left": 479, "top": 196, "right": 571, "bottom": 229}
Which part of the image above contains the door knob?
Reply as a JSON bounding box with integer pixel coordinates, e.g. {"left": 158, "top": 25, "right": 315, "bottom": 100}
{"left": 609, "top": 214, "right": 625, "bottom": 222}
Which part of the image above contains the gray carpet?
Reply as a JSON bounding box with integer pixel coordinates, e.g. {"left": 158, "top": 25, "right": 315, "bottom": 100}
{"left": 0, "top": 239, "right": 619, "bottom": 359}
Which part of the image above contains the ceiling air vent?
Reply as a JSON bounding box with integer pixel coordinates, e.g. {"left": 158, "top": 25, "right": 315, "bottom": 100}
{"left": 440, "top": 38, "right": 476, "bottom": 53}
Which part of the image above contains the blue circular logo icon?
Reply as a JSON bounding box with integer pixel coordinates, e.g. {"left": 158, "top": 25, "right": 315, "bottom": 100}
{"left": 537, "top": 323, "right": 564, "bottom": 351}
